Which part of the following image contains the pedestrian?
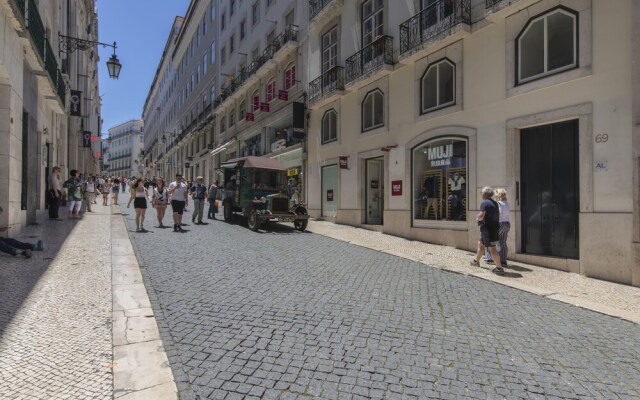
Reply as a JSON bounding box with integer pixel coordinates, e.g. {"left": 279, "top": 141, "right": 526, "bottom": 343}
{"left": 83, "top": 175, "right": 98, "bottom": 212}
{"left": 102, "top": 178, "right": 112, "bottom": 206}
{"left": 207, "top": 180, "right": 219, "bottom": 219}
{"left": 127, "top": 178, "right": 149, "bottom": 232}
{"left": 151, "top": 178, "right": 169, "bottom": 228}
{"left": 484, "top": 188, "right": 511, "bottom": 267}
{"left": 111, "top": 178, "right": 120, "bottom": 205}
{"left": 63, "top": 169, "right": 84, "bottom": 219}
{"left": 47, "top": 166, "right": 63, "bottom": 221}
{"left": 0, "top": 207, "right": 43, "bottom": 258}
{"left": 470, "top": 186, "right": 504, "bottom": 275}
{"left": 190, "top": 176, "right": 208, "bottom": 225}
{"left": 168, "top": 173, "right": 189, "bottom": 232}
{"left": 120, "top": 177, "right": 126, "bottom": 193}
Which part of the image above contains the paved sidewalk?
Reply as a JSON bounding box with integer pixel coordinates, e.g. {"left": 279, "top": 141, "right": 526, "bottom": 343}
{"left": 306, "top": 220, "right": 640, "bottom": 324}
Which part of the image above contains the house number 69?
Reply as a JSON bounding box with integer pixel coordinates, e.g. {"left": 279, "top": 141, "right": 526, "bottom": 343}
{"left": 595, "top": 134, "right": 609, "bottom": 143}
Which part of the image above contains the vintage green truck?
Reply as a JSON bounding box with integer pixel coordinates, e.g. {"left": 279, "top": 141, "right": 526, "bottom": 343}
{"left": 220, "top": 156, "right": 309, "bottom": 232}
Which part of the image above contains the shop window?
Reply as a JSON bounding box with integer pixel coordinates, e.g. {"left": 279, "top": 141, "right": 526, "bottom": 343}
{"left": 412, "top": 137, "right": 467, "bottom": 222}
{"left": 421, "top": 58, "right": 454, "bottom": 114}
{"left": 284, "top": 64, "right": 296, "bottom": 90}
{"left": 322, "top": 109, "right": 337, "bottom": 144}
{"left": 517, "top": 7, "right": 577, "bottom": 84}
{"left": 361, "top": 89, "right": 384, "bottom": 132}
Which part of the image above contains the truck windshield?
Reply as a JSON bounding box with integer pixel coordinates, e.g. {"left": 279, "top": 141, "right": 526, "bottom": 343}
{"left": 252, "top": 169, "right": 284, "bottom": 191}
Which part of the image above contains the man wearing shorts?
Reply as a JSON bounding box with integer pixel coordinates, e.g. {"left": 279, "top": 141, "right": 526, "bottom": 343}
{"left": 470, "top": 186, "right": 504, "bottom": 275}
{"left": 168, "top": 173, "right": 189, "bottom": 232}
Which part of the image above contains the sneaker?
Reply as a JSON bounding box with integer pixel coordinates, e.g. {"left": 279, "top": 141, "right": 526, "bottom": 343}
{"left": 492, "top": 267, "right": 506, "bottom": 276}
{"left": 34, "top": 240, "right": 44, "bottom": 251}
{"left": 136, "top": 227, "right": 142, "bottom": 232}
{"left": 485, "top": 259, "right": 495, "bottom": 265}
{"left": 470, "top": 259, "right": 480, "bottom": 267}
{"left": 22, "top": 249, "right": 32, "bottom": 258}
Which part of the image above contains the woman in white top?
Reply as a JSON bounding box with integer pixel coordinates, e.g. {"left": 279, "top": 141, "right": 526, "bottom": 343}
{"left": 151, "top": 178, "right": 169, "bottom": 228}
{"left": 485, "top": 188, "right": 511, "bottom": 266}
{"left": 127, "top": 178, "right": 149, "bottom": 232}
{"left": 83, "top": 176, "right": 98, "bottom": 212}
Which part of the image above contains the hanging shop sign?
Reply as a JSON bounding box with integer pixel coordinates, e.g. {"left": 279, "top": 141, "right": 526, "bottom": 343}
{"left": 82, "top": 131, "right": 92, "bottom": 147}
{"left": 339, "top": 156, "right": 348, "bottom": 169}
{"left": 245, "top": 112, "right": 255, "bottom": 121}
{"left": 70, "top": 90, "right": 82, "bottom": 117}
{"left": 287, "top": 168, "right": 299, "bottom": 176}
{"left": 260, "top": 102, "right": 270, "bottom": 112}
{"left": 278, "top": 90, "right": 288, "bottom": 101}
{"left": 391, "top": 180, "right": 402, "bottom": 196}
{"left": 327, "top": 189, "right": 334, "bottom": 202}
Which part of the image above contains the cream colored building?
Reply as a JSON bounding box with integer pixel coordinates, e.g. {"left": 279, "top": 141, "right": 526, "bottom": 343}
{"left": 106, "top": 119, "right": 144, "bottom": 178}
{"left": 306, "top": 0, "right": 640, "bottom": 286}
{"left": 0, "top": 0, "right": 101, "bottom": 230}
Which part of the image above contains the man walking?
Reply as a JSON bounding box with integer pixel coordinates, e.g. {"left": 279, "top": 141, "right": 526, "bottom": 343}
{"left": 47, "top": 166, "right": 63, "bottom": 220}
{"left": 470, "top": 186, "right": 504, "bottom": 275}
{"left": 190, "top": 176, "right": 208, "bottom": 225}
{"left": 207, "top": 180, "right": 219, "bottom": 219}
{"left": 168, "top": 173, "right": 189, "bottom": 232}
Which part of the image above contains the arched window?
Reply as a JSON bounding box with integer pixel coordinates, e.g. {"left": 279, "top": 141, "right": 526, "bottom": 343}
{"left": 361, "top": 89, "right": 384, "bottom": 132}
{"left": 252, "top": 90, "right": 260, "bottom": 111}
{"left": 322, "top": 109, "right": 338, "bottom": 144}
{"left": 517, "top": 7, "right": 577, "bottom": 84}
{"left": 421, "top": 58, "right": 455, "bottom": 114}
{"left": 266, "top": 79, "right": 276, "bottom": 102}
{"left": 229, "top": 110, "right": 235, "bottom": 127}
{"left": 284, "top": 63, "right": 296, "bottom": 90}
{"left": 239, "top": 100, "right": 246, "bottom": 121}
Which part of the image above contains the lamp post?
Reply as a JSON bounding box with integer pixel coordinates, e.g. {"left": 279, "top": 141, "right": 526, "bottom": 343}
{"left": 59, "top": 33, "right": 122, "bottom": 79}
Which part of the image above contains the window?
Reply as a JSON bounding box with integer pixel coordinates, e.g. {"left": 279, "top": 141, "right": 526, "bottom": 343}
{"left": 203, "top": 15, "right": 207, "bottom": 35}
{"left": 252, "top": 2, "right": 260, "bottom": 25}
{"left": 284, "top": 64, "right": 296, "bottom": 90}
{"left": 196, "top": 64, "right": 200, "bottom": 84}
{"left": 211, "top": 41, "right": 216, "bottom": 64}
{"left": 203, "top": 92, "right": 208, "bottom": 108}
{"left": 252, "top": 91, "right": 260, "bottom": 111}
{"left": 322, "top": 27, "right": 338, "bottom": 73}
{"left": 230, "top": 0, "right": 236, "bottom": 16}
{"left": 412, "top": 137, "right": 467, "bottom": 222}
{"left": 239, "top": 100, "right": 246, "bottom": 121}
{"left": 211, "top": 2, "right": 216, "bottom": 22}
{"left": 362, "top": 0, "right": 383, "bottom": 47}
{"left": 210, "top": 84, "right": 216, "bottom": 103}
{"left": 285, "top": 9, "right": 294, "bottom": 27}
{"left": 229, "top": 110, "right": 235, "bottom": 127}
{"left": 230, "top": 35, "right": 235, "bottom": 53}
{"left": 322, "top": 109, "right": 337, "bottom": 144}
{"left": 362, "top": 89, "right": 384, "bottom": 131}
{"left": 221, "top": 12, "right": 226, "bottom": 30}
{"left": 421, "top": 59, "right": 455, "bottom": 113}
{"left": 203, "top": 54, "right": 208, "bottom": 75}
{"left": 266, "top": 80, "right": 276, "bottom": 102}
{"left": 252, "top": 47, "right": 260, "bottom": 62}
{"left": 266, "top": 0, "right": 273, "bottom": 7}
{"left": 267, "top": 30, "right": 275, "bottom": 46}
{"left": 221, "top": 46, "right": 226, "bottom": 64}
{"left": 221, "top": 117, "right": 226, "bottom": 132}
{"left": 240, "top": 19, "right": 246, "bottom": 40}
{"left": 517, "top": 7, "right": 577, "bottom": 84}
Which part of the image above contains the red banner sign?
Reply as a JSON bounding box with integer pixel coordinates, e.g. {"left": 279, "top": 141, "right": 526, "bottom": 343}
{"left": 391, "top": 180, "right": 402, "bottom": 196}
{"left": 245, "top": 112, "right": 255, "bottom": 121}
{"left": 278, "top": 90, "right": 288, "bottom": 101}
{"left": 260, "top": 102, "right": 270, "bottom": 112}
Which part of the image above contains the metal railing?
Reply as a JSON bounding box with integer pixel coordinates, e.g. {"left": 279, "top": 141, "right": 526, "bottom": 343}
{"left": 309, "top": 0, "right": 334, "bottom": 21}
{"left": 399, "top": 0, "right": 471, "bottom": 56}
{"left": 308, "top": 66, "right": 344, "bottom": 104}
{"left": 212, "top": 25, "right": 299, "bottom": 110}
{"left": 345, "top": 36, "right": 394, "bottom": 84}
{"left": 485, "top": 0, "right": 503, "bottom": 8}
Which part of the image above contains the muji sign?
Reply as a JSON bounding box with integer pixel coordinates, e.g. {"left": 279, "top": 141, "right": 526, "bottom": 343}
{"left": 391, "top": 180, "right": 402, "bottom": 196}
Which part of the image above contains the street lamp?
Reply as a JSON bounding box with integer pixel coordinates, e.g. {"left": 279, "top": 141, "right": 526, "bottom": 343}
{"left": 59, "top": 33, "right": 122, "bottom": 79}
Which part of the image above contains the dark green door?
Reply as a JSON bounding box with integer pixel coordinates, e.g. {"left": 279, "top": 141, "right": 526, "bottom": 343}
{"left": 521, "top": 120, "right": 579, "bottom": 259}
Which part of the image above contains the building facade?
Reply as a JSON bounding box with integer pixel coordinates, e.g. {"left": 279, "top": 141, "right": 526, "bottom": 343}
{"left": 306, "top": 0, "right": 640, "bottom": 286}
{"left": 105, "top": 119, "right": 144, "bottom": 178}
{"left": 144, "top": 0, "right": 308, "bottom": 202}
{"left": 0, "top": 0, "right": 101, "bottom": 231}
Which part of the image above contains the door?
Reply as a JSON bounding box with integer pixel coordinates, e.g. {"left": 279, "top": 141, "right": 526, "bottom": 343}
{"left": 366, "top": 158, "right": 383, "bottom": 224}
{"left": 521, "top": 120, "right": 579, "bottom": 258}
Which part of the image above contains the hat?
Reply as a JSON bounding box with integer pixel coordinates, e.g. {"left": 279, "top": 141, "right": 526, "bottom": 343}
{"left": 196, "top": 176, "right": 204, "bottom": 180}
{"left": 176, "top": 173, "right": 183, "bottom": 177}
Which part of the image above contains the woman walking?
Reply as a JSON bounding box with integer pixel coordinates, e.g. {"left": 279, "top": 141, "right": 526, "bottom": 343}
{"left": 111, "top": 178, "right": 120, "bottom": 205}
{"left": 102, "top": 178, "right": 112, "bottom": 206}
{"left": 127, "top": 178, "right": 149, "bottom": 232}
{"left": 83, "top": 175, "right": 98, "bottom": 212}
{"left": 151, "top": 178, "right": 169, "bottom": 228}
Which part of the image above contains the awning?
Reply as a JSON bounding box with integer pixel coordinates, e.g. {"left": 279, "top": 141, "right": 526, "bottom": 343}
{"left": 243, "top": 156, "right": 285, "bottom": 171}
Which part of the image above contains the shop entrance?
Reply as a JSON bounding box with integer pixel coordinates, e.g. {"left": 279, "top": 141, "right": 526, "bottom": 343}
{"left": 365, "top": 158, "right": 383, "bottom": 225}
{"left": 521, "top": 120, "right": 579, "bottom": 259}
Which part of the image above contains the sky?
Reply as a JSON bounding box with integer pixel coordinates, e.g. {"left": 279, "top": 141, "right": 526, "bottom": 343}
{"left": 97, "top": 0, "right": 191, "bottom": 137}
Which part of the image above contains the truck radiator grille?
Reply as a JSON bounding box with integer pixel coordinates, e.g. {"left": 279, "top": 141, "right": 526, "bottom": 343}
{"left": 271, "top": 197, "right": 289, "bottom": 213}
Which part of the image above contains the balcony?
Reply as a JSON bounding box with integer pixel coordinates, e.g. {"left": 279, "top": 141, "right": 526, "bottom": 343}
{"left": 308, "top": 66, "right": 345, "bottom": 108}
{"left": 399, "top": 0, "right": 471, "bottom": 60}
{"left": 10, "top": 0, "right": 67, "bottom": 106}
{"left": 484, "top": 0, "right": 539, "bottom": 22}
{"left": 309, "top": 0, "right": 343, "bottom": 30}
{"left": 213, "top": 25, "right": 299, "bottom": 112}
{"left": 345, "top": 36, "right": 395, "bottom": 89}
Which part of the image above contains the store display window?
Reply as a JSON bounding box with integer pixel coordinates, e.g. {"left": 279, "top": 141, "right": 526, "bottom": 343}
{"left": 412, "top": 137, "right": 467, "bottom": 222}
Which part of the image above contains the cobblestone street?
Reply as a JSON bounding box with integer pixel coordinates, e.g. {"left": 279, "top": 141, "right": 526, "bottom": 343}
{"left": 124, "top": 205, "right": 640, "bottom": 400}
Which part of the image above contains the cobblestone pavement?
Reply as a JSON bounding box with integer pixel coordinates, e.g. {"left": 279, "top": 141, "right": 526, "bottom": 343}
{"left": 125, "top": 205, "right": 640, "bottom": 400}
{"left": 0, "top": 204, "right": 112, "bottom": 400}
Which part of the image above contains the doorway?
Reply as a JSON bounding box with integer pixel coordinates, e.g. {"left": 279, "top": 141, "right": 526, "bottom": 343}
{"left": 365, "top": 158, "right": 383, "bottom": 224}
{"left": 521, "top": 120, "right": 579, "bottom": 259}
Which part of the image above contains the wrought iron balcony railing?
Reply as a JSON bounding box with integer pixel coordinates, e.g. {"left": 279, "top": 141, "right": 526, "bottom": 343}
{"left": 399, "top": 0, "right": 471, "bottom": 56}
{"left": 485, "top": 0, "right": 503, "bottom": 7}
{"left": 308, "top": 66, "right": 344, "bottom": 104}
{"left": 345, "top": 36, "right": 394, "bottom": 84}
{"left": 309, "top": 0, "right": 334, "bottom": 21}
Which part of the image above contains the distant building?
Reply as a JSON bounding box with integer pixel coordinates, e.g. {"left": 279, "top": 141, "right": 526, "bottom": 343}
{"left": 106, "top": 120, "right": 144, "bottom": 178}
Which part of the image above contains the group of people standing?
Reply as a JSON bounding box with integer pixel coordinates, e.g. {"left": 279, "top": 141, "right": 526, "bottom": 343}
{"left": 470, "top": 186, "right": 511, "bottom": 275}
{"left": 126, "top": 173, "right": 221, "bottom": 233}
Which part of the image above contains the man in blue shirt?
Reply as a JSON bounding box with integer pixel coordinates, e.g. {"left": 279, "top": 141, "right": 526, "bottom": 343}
{"left": 470, "top": 186, "right": 504, "bottom": 275}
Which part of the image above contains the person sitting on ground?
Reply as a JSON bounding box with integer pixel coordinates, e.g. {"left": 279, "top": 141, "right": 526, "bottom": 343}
{"left": 0, "top": 206, "right": 43, "bottom": 258}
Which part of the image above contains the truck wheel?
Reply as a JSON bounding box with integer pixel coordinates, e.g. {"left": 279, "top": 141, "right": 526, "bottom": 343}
{"left": 223, "top": 199, "right": 233, "bottom": 221}
{"left": 247, "top": 208, "right": 260, "bottom": 231}
{"left": 294, "top": 219, "right": 308, "bottom": 232}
